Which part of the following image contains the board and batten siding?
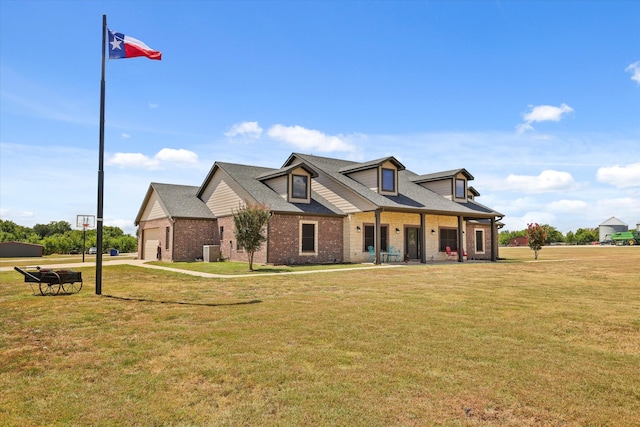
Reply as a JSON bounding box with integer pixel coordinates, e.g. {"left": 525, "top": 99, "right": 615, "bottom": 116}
{"left": 140, "top": 192, "right": 166, "bottom": 221}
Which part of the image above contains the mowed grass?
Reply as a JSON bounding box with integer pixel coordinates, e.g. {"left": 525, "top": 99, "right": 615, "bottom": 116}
{"left": 0, "top": 246, "right": 638, "bottom": 426}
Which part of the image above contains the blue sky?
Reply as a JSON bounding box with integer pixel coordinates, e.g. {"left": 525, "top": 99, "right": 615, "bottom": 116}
{"left": 1, "top": 0, "right": 639, "bottom": 236}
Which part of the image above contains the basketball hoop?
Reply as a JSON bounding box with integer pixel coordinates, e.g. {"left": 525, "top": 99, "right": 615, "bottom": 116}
{"left": 76, "top": 215, "right": 96, "bottom": 263}
{"left": 76, "top": 215, "right": 96, "bottom": 230}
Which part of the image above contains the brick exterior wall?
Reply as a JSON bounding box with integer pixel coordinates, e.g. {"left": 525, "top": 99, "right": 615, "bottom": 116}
{"left": 465, "top": 223, "right": 498, "bottom": 260}
{"left": 173, "top": 219, "right": 218, "bottom": 262}
{"left": 138, "top": 218, "right": 218, "bottom": 262}
{"left": 217, "top": 214, "right": 343, "bottom": 265}
{"left": 215, "top": 216, "right": 268, "bottom": 265}
{"left": 138, "top": 218, "right": 171, "bottom": 260}
{"left": 267, "top": 214, "right": 344, "bottom": 264}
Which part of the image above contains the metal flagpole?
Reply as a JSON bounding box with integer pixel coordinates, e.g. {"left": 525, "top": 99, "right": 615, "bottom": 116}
{"left": 96, "top": 14, "right": 107, "bottom": 295}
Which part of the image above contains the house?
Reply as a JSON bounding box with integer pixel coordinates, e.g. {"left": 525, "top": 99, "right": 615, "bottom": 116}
{"left": 509, "top": 237, "right": 528, "bottom": 247}
{"left": 135, "top": 153, "right": 504, "bottom": 263}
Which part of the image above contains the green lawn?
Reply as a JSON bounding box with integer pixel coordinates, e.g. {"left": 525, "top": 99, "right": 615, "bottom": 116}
{"left": 149, "top": 260, "right": 376, "bottom": 275}
{"left": 1, "top": 246, "right": 638, "bottom": 426}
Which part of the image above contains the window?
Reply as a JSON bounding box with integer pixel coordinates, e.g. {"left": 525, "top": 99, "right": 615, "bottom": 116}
{"left": 363, "top": 224, "right": 388, "bottom": 251}
{"left": 300, "top": 221, "right": 317, "bottom": 254}
{"left": 292, "top": 174, "right": 308, "bottom": 199}
{"left": 165, "top": 227, "right": 170, "bottom": 250}
{"left": 220, "top": 226, "right": 224, "bottom": 242}
{"left": 455, "top": 179, "right": 466, "bottom": 199}
{"left": 475, "top": 229, "right": 485, "bottom": 253}
{"left": 439, "top": 228, "right": 458, "bottom": 252}
{"left": 381, "top": 168, "right": 395, "bottom": 192}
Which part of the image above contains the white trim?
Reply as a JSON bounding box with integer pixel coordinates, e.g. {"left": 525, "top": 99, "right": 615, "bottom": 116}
{"left": 299, "top": 220, "right": 318, "bottom": 255}
{"left": 474, "top": 228, "right": 485, "bottom": 254}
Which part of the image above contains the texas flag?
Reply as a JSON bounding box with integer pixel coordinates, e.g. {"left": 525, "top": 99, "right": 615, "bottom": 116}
{"left": 108, "top": 29, "right": 162, "bottom": 60}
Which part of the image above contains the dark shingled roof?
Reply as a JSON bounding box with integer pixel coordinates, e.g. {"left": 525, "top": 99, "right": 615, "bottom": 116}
{"left": 285, "top": 153, "right": 499, "bottom": 218}
{"left": 214, "top": 162, "right": 344, "bottom": 216}
{"left": 410, "top": 168, "right": 474, "bottom": 183}
{"left": 135, "top": 183, "right": 215, "bottom": 225}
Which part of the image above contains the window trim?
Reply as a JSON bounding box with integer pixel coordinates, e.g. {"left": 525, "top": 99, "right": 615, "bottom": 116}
{"left": 455, "top": 178, "right": 466, "bottom": 199}
{"left": 362, "top": 223, "right": 389, "bottom": 252}
{"left": 475, "top": 228, "right": 485, "bottom": 254}
{"left": 299, "top": 220, "right": 318, "bottom": 255}
{"left": 291, "top": 174, "right": 309, "bottom": 200}
{"left": 439, "top": 227, "right": 458, "bottom": 252}
{"left": 381, "top": 168, "right": 396, "bottom": 193}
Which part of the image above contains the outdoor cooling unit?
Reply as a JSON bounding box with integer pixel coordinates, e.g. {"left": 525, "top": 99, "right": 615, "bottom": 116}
{"left": 202, "top": 245, "right": 221, "bottom": 262}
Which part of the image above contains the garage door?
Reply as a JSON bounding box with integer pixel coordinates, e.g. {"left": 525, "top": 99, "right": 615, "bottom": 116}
{"left": 143, "top": 228, "right": 160, "bottom": 260}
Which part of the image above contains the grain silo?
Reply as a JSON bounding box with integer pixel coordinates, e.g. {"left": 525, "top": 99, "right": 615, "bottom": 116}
{"left": 598, "top": 217, "right": 628, "bottom": 243}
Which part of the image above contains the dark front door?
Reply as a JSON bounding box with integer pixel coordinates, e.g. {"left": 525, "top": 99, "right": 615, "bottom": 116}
{"left": 405, "top": 227, "right": 420, "bottom": 260}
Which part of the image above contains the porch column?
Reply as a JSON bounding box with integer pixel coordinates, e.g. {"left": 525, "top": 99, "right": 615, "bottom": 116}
{"left": 491, "top": 217, "right": 497, "bottom": 262}
{"left": 457, "top": 215, "right": 464, "bottom": 262}
{"left": 420, "top": 213, "right": 426, "bottom": 263}
{"left": 375, "top": 209, "right": 382, "bottom": 265}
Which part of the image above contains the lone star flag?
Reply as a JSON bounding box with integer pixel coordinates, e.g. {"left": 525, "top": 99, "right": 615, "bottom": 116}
{"left": 108, "top": 30, "right": 161, "bottom": 60}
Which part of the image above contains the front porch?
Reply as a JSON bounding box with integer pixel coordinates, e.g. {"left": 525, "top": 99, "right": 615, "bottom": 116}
{"left": 344, "top": 211, "right": 499, "bottom": 264}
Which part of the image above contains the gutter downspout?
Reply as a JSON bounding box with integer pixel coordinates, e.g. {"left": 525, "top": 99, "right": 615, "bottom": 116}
{"left": 374, "top": 209, "right": 382, "bottom": 264}
{"left": 420, "top": 213, "right": 426, "bottom": 263}
{"left": 457, "top": 215, "right": 464, "bottom": 262}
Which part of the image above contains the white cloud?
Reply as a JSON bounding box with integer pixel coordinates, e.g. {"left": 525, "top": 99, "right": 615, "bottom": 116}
{"left": 267, "top": 124, "right": 356, "bottom": 152}
{"left": 501, "top": 211, "right": 557, "bottom": 231}
{"left": 148, "top": 102, "right": 159, "bottom": 109}
{"left": 121, "top": 133, "right": 131, "bottom": 139}
{"left": 225, "top": 121, "right": 263, "bottom": 139}
{"left": 0, "top": 208, "right": 34, "bottom": 220}
{"left": 596, "top": 163, "right": 640, "bottom": 188}
{"left": 547, "top": 199, "right": 589, "bottom": 213}
{"left": 516, "top": 103, "right": 574, "bottom": 133}
{"left": 503, "top": 170, "right": 577, "bottom": 193}
{"left": 107, "top": 148, "right": 198, "bottom": 170}
{"left": 626, "top": 61, "right": 640, "bottom": 84}
{"left": 155, "top": 148, "right": 198, "bottom": 163}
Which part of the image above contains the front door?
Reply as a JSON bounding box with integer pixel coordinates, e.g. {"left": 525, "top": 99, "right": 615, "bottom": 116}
{"left": 405, "top": 227, "right": 420, "bottom": 260}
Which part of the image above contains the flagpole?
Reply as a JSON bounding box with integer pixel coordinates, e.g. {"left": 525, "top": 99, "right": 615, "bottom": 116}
{"left": 96, "top": 14, "right": 106, "bottom": 295}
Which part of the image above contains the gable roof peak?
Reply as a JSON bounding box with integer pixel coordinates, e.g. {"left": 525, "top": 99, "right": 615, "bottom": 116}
{"left": 410, "top": 168, "right": 474, "bottom": 183}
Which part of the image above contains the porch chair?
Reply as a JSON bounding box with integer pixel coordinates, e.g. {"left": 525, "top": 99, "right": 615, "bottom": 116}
{"left": 367, "top": 246, "right": 376, "bottom": 262}
{"left": 388, "top": 245, "right": 402, "bottom": 262}
{"left": 445, "top": 246, "right": 458, "bottom": 261}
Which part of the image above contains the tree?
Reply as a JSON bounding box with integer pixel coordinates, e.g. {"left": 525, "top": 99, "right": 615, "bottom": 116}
{"left": 574, "top": 228, "right": 598, "bottom": 245}
{"left": 543, "top": 224, "right": 564, "bottom": 244}
{"left": 233, "top": 202, "right": 271, "bottom": 271}
{"left": 526, "top": 223, "right": 547, "bottom": 260}
{"left": 499, "top": 229, "right": 527, "bottom": 246}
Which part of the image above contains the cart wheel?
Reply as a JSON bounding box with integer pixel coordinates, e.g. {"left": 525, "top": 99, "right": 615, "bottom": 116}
{"left": 62, "top": 280, "right": 83, "bottom": 294}
{"left": 39, "top": 272, "right": 61, "bottom": 296}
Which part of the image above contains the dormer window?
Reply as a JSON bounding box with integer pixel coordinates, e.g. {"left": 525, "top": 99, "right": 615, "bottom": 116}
{"left": 381, "top": 168, "right": 396, "bottom": 193}
{"left": 292, "top": 174, "right": 308, "bottom": 199}
{"left": 455, "top": 178, "right": 466, "bottom": 199}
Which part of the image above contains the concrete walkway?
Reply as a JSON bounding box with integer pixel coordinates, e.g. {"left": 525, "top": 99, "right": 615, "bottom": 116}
{"left": 3, "top": 258, "right": 404, "bottom": 278}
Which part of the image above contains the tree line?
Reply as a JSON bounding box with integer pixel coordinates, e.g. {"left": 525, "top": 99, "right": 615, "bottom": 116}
{"left": 0, "top": 220, "right": 137, "bottom": 255}
{"left": 498, "top": 224, "right": 599, "bottom": 246}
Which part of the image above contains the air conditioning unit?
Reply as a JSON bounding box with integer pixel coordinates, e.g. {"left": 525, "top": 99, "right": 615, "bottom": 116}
{"left": 203, "top": 245, "right": 221, "bottom": 262}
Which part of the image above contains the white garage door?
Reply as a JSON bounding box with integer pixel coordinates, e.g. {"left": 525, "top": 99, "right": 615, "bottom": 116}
{"left": 143, "top": 228, "right": 160, "bottom": 260}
